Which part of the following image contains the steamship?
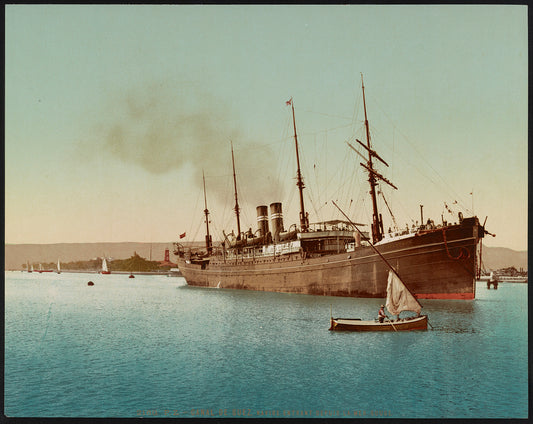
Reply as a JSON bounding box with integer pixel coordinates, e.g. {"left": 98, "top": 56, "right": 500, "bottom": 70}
{"left": 174, "top": 77, "right": 491, "bottom": 300}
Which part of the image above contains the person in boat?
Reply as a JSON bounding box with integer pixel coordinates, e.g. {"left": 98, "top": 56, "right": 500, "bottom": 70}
{"left": 378, "top": 305, "right": 388, "bottom": 323}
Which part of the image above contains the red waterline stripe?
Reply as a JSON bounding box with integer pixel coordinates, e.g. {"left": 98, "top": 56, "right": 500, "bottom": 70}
{"left": 417, "top": 292, "right": 475, "bottom": 300}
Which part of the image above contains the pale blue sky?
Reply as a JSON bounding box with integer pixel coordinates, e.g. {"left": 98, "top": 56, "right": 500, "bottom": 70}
{"left": 5, "top": 5, "right": 528, "bottom": 250}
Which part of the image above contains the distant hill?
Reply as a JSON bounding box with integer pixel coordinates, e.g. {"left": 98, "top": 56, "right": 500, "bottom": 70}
{"left": 3, "top": 242, "right": 527, "bottom": 272}
{"left": 481, "top": 246, "right": 528, "bottom": 272}
{"left": 4, "top": 242, "right": 183, "bottom": 270}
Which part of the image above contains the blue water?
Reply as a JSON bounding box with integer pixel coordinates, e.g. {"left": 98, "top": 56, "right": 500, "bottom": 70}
{"left": 4, "top": 271, "right": 528, "bottom": 418}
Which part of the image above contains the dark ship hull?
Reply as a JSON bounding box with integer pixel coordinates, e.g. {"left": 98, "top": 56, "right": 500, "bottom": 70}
{"left": 177, "top": 217, "right": 482, "bottom": 300}
{"left": 176, "top": 80, "right": 490, "bottom": 300}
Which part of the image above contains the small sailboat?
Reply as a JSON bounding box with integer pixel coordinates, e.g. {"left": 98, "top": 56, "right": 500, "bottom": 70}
{"left": 329, "top": 270, "right": 428, "bottom": 331}
{"left": 329, "top": 201, "right": 428, "bottom": 332}
{"left": 37, "top": 263, "right": 53, "bottom": 273}
{"left": 27, "top": 261, "right": 32, "bottom": 273}
{"left": 101, "top": 257, "right": 111, "bottom": 274}
{"left": 57, "top": 259, "right": 61, "bottom": 274}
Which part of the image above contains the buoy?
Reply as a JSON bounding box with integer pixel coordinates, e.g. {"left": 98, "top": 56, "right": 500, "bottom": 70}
{"left": 87, "top": 281, "right": 94, "bottom": 286}
{"left": 129, "top": 274, "right": 135, "bottom": 278}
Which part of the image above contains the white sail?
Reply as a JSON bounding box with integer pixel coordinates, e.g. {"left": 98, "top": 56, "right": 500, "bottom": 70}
{"left": 102, "top": 258, "right": 108, "bottom": 272}
{"left": 385, "top": 270, "right": 422, "bottom": 315}
{"left": 57, "top": 260, "right": 61, "bottom": 272}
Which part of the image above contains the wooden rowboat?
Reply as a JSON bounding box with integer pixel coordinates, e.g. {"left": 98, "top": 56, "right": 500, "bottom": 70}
{"left": 329, "top": 315, "right": 428, "bottom": 332}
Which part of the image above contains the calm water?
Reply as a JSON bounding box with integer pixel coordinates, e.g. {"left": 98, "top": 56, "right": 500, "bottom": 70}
{"left": 4, "top": 271, "right": 528, "bottom": 419}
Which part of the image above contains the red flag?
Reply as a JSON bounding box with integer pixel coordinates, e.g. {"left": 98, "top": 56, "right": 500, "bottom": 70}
{"left": 180, "top": 232, "right": 186, "bottom": 239}
{"left": 286, "top": 98, "right": 292, "bottom": 106}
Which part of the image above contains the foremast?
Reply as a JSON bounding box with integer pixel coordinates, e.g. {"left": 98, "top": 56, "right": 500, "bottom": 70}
{"left": 287, "top": 98, "right": 309, "bottom": 232}
{"left": 231, "top": 141, "right": 242, "bottom": 240}
{"left": 361, "top": 76, "right": 382, "bottom": 243}
{"left": 358, "top": 74, "right": 398, "bottom": 243}
{"left": 202, "top": 171, "right": 212, "bottom": 255}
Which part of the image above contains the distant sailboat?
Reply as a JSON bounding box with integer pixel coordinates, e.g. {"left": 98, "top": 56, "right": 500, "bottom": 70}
{"left": 37, "top": 263, "right": 53, "bottom": 273}
{"left": 57, "top": 259, "right": 61, "bottom": 274}
{"left": 28, "top": 261, "right": 32, "bottom": 273}
{"left": 101, "top": 257, "right": 111, "bottom": 275}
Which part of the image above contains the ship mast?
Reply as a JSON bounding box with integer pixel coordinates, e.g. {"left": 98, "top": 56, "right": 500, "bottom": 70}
{"left": 361, "top": 74, "right": 383, "bottom": 243}
{"left": 347, "top": 77, "right": 397, "bottom": 242}
{"left": 231, "top": 141, "right": 242, "bottom": 240}
{"left": 288, "top": 98, "right": 308, "bottom": 232}
{"left": 202, "top": 170, "right": 212, "bottom": 255}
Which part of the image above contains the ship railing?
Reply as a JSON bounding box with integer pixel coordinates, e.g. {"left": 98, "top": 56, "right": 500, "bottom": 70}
{"left": 222, "top": 243, "right": 301, "bottom": 261}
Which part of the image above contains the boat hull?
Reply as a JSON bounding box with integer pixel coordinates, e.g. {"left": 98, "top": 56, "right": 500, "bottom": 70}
{"left": 177, "top": 217, "right": 482, "bottom": 300}
{"left": 329, "top": 315, "right": 428, "bottom": 331}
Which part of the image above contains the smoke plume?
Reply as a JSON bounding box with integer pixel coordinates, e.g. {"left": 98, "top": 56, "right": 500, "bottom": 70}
{"left": 88, "top": 82, "right": 285, "bottom": 210}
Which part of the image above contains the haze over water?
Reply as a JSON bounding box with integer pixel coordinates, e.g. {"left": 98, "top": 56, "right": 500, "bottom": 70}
{"left": 4, "top": 272, "right": 527, "bottom": 418}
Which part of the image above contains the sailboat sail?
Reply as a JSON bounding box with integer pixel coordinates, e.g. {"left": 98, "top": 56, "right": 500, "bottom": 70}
{"left": 385, "top": 270, "right": 422, "bottom": 315}
{"left": 102, "top": 258, "right": 108, "bottom": 273}
{"left": 57, "top": 260, "right": 61, "bottom": 273}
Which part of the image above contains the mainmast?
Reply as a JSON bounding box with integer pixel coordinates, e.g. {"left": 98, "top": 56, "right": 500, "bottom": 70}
{"left": 202, "top": 170, "right": 212, "bottom": 255}
{"left": 287, "top": 98, "right": 308, "bottom": 232}
{"left": 231, "top": 141, "right": 242, "bottom": 240}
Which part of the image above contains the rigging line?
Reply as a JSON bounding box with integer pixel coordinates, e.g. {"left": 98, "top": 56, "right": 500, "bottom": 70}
{"left": 218, "top": 173, "right": 231, "bottom": 233}
{"left": 351, "top": 84, "right": 363, "bottom": 129}
{"left": 229, "top": 139, "right": 259, "bottom": 236}
{"left": 372, "top": 130, "right": 465, "bottom": 211}
{"left": 312, "top": 134, "right": 322, "bottom": 216}
{"left": 315, "top": 147, "right": 354, "bottom": 221}
{"left": 340, "top": 144, "right": 367, "bottom": 220}
{"left": 328, "top": 155, "right": 353, "bottom": 198}
{"left": 285, "top": 183, "right": 297, "bottom": 220}
{"left": 192, "top": 219, "right": 203, "bottom": 245}
{"left": 323, "top": 129, "right": 328, "bottom": 218}
{"left": 298, "top": 124, "right": 353, "bottom": 138}
{"left": 300, "top": 109, "right": 353, "bottom": 120}
{"left": 189, "top": 185, "right": 202, "bottom": 241}
{"left": 308, "top": 192, "right": 321, "bottom": 222}
{"left": 372, "top": 96, "right": 469, "bottom": 208}
{"left": 320, "top": 140, "right": 351, "bottom": 214}
{"left": 336, "top": 152, "right": 357, "bottom": 216}
{"left": 274, "top": 113, "right": 294, "bottom": 197}
{"left": 324, "top": 155, "right": 354, "bottom": 206}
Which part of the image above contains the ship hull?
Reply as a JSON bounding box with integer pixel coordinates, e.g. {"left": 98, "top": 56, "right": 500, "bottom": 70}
{"left": 177, "top": 218, "right": 481, "bottom": 300}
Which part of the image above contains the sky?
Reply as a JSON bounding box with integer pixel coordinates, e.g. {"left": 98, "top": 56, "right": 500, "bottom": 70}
{"left": 5, "top": 5, "right": 528, "bottom": 251}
